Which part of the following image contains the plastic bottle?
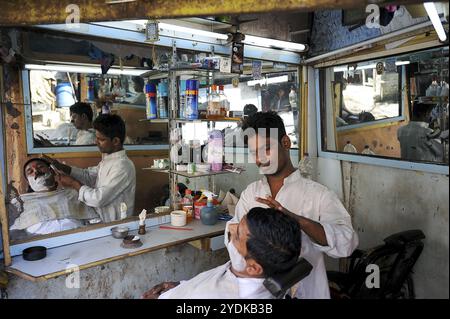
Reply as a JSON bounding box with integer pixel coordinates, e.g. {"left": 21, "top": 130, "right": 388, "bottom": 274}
{"left": 298, "top": 152, "right": 313, "bottom": 180}
{"left": 361, "top": 145, "right": 375, "bottom": 155}
{"left": 207, "top": 85, "right": 221, "bottom": 119}
{"left": 87, "top": 79, "right": 95, "bottom": 101}
{"left": 181, "top": 189, "right": 194, "bottom": 223}
{"left": 207, "top": 130, "right": 223, "bottom": 172}
{"left": 185, "top": 79, "right": 199, "bottom": 120}
{"left": 200, "top": 192, "right": 219, "bottom": 225}
{"left": 145, "top": 83, "right": 157, "bottom": 119}
{"left": 173, "top": 186, "right": 183, "bottom": 210}
{"left": 218, "top": 85, "right": 229, "bottom": 117}
{"left": 157, "top": 80, "right": 169, "bottom": 119}
{"left": 343, "top": 141, "right": 358, "bottom": 153}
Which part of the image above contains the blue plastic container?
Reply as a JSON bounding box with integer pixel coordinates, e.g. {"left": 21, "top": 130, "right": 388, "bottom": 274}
{"left": 200, "top": 200, "right": 219, "bottom": 225}
{"left": 145, "top": 83, "right": 157, "bottom": 119}
{"left": 56, "top": 83, "right": 75, "bottom": 107}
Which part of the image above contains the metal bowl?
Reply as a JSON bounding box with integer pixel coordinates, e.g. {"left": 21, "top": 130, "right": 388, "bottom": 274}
{"left": 111, "top": 226, "right": 129, "bottom": 239}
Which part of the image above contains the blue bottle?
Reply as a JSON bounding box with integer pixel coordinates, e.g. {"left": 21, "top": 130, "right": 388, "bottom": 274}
{"left": 185, "top": 79, "right": 198, "bottom": 120}
{"left": 200, "top": 198, "right": 219, "bottom": 225}
{"left": 145, "top": 83, "right": 157, "bottom": 119}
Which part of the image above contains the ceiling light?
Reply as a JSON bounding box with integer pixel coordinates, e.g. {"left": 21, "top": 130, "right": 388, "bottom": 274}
{"left": 247, "top": 75, "right": 289, "bottom": 86}
{"left": 424, "top": 2, "right": 447, "bottom": 42}
{"left": 24, "top": 64, "right": 148, "bottom": 76}
{"left": 395, "top": 61, "right": 411, "bottom": 66}
{"left": 243, "top": 35, "right": 307, "bottom": 52}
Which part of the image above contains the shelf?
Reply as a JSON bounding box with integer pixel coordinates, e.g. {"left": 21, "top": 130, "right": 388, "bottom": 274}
{"left": 175, "top": 117, "right": 241, "bottom": 123}
{"left": 139, "top": 117, "right": 241, "bottom": 123}
{"left": 7, "top": 220, "right": 226, "bottom": 282}
{"left": 138, "top": 118, "right": 169, "bottom": 123}
{"left": 142, "top": 167, "right": 239, "bottom": 178}
{"left": 417, "top": 96, "right": 449, "bottom": 104}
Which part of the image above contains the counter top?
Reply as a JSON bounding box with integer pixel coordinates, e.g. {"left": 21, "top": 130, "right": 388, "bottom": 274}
{"left": 7, "top": 220, "right": 226, "bottom": 281}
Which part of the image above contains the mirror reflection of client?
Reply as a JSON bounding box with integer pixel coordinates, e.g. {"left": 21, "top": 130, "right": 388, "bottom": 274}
{"left": 142, "top": 207, "right": 303, "bottom": 299}
{"left": 9, "top": 158, "right": 99, "bottom": 235}
{"left": 70, "top": 102, "right": 96, "bottom": 145}
{"left": 34, "top": 102, "right": 96, "bottom": 147}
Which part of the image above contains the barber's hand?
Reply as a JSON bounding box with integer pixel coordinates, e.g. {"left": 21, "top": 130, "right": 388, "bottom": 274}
{"left": 54, "top": 170, "right": 82, "bottom": 191}
{"left": 255, "top": 196, "right": 291, "bottom": 214}
{"left": 142, "top": 281, "right": 179, "bottom": 299}
{"left": 41, "top": 154, "right": 71, "bottom": 174}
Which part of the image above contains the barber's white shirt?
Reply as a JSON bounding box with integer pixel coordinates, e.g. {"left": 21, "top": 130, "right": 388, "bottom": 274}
{"left": 226, "top": 170, "right": 358, "bottom": 299}
{"left": 71, "top": 150, "right": 136, "bottom": 222}
{"left": 159, "top": 262, "right": 274, "bottom": 299}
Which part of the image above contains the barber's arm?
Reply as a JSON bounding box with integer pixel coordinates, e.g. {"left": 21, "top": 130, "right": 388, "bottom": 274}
{"left": 256, "top": 191, "right": 358, "bottom": 258}
{"left": 41, "top": 155, "right": 71, "bottom": 175}
{"left": 256, "top": 196, "right": 328, "bottom": 246}
{"left": 311, "top": 190, "right": 358, "bottom": 258}
{"left": 77, "top": 165, "right": 131, "bottom": 208}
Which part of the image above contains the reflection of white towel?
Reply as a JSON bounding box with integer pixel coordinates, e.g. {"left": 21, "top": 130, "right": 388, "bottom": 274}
{"left": 10, "top": 188, "right": 99, "bottom": 231}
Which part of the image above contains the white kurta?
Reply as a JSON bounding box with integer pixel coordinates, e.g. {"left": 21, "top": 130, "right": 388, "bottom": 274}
{"left": 226, "top": 170, "right": 358, "bottom": 299}
{"left": 159, "top": 262, "right": 274, "bottom": 299}
{"left": 71, "top": 150, "right": 136, "bottom": 222}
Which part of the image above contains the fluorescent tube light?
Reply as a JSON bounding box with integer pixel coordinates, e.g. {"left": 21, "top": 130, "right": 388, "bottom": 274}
{"left": 243, "top": 35, "right": 307, "bottom": 52}
{"left": 24, "top": 64, "right": 148, "bottom": 76}
{"left": 395, "top": 61, "right": 411, "bottom": 66}
{"left": 333, "top": 66, "right": 349, "bottom": 72}
{"left": 158, "top": 22, "right": 229, "bottom": 40}
{"left": 356, "top": 64, "right": 376, "bottom": 70}
{"left": 424, "top": 2, "right": 447, "bottom": 42}
{"left": 247, "top": 75, "right": 289, "bottom": 86}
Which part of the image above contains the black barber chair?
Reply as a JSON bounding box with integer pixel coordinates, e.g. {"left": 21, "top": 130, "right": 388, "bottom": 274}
{"left": 264, "top": 258, "right": 313, "bottom": 299}
{"left": 327, "top": 229, "right": 425, "bottom": 299}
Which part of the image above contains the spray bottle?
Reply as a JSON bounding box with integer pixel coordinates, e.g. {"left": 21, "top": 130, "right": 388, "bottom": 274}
{"left": 199, "top": 190, "right": 219, "bottom": 225}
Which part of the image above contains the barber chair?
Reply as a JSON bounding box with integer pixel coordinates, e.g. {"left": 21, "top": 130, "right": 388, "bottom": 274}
{"left": 263, "top": 258, "right": 313, "bottom": 299}
{"left": 327, "top": 229, "right": 425, "bottom": 299}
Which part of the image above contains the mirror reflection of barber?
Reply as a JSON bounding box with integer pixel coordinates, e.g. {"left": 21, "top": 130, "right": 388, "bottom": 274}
{"left": 9, "top": 158, "right": 99, "bottom": 235}
{"left": 43, "top": 114, "right": 136, "bottom": 223}
{"left": 225, "top": 112, "right": 359, "bottom": 299}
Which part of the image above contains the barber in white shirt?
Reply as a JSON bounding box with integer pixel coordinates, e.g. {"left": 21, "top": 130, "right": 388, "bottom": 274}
{"left": 44, "top": 114, "right": 136, "bottom": 222}
{"left": 226, "top": 111, "right": 359, "bottom": 299}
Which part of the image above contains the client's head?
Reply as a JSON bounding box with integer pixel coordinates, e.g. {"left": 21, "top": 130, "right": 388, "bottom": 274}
{"left": 23, "top": 158, "right": 57, "bottom": 192}
{"left": 227, "top": 207, "right": 302, "bottom": 278}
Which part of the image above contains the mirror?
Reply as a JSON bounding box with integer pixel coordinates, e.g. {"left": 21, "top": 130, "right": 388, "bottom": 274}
{"left": 29, "top": 70, "right": 168, "bottom": 148}
{"left": 320, "top": 46, "right": 449, "bottom": 164}
{"left": 181, "top": 67, "right": 300, "bottom": 148}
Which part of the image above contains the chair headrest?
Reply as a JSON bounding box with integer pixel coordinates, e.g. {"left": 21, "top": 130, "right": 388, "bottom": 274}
{"left": 263, "top": 258, "right": 313, "bottom": 299}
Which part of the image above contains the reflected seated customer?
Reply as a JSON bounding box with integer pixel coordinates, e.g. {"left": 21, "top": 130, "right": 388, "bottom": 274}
{"left": 142, "top": 207, "right": 303, "bottom": 299}
{"left": 9, "top": 158, "right": 99, "bottom": 236}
